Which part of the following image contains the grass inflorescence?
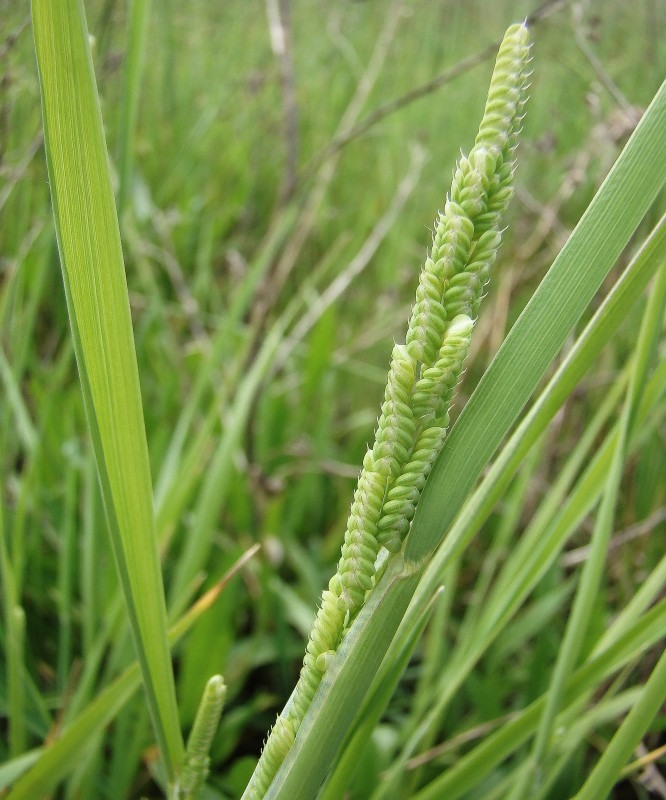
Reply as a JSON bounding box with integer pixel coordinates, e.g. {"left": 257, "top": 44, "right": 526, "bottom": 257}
{"left": 245, "top": 23, "right": 531, "bottom": 799}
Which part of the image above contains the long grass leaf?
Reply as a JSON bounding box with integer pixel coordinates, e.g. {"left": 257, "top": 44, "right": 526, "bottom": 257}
{"left": 31, "top": 0, "right": 183, "bottom": 781}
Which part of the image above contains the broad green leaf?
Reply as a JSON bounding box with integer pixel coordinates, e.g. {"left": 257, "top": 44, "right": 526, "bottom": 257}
{"left": 32, "top": 0, "right": 183, "bottom": 782}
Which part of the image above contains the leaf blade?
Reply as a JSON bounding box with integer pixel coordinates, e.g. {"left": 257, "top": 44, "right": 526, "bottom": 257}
{"left": 31, "top": 0, "right": 184, "bottom": 781}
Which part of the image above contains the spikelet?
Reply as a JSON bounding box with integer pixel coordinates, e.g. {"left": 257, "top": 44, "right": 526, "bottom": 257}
{"left": 440, "top": 22, "right": 530, "bottom": 326}
{"left": 376, "top": 425, "right": 447, "bottom": 552}
{"left": 405, "top": 263, "right": 449, "bottom": 366}
{"left": 336, "top": 464, "right": 386, "bottom": 611}
{"left": 371, "top": 345, "right": 418, "bottom": 476}
{"left": 411, "top": 314, "right": 474, "bottom": 422}
{"left": 475, "top": 22, "right": 530, "bottom": 160}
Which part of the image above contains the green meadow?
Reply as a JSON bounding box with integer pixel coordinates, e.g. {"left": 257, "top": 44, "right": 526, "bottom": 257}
{"left": 1, "top": 1, "right": 665, "bottom": 798}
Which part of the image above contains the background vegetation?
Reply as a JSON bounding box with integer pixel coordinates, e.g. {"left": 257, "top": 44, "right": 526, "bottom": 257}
{"left": 1, "top": 0, "right": 664, "bottom": 797}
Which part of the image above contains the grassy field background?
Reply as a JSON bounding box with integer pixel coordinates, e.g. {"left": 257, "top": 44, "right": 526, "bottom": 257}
{"left": 1, "top": 0, "right": 665, "bottom": 797}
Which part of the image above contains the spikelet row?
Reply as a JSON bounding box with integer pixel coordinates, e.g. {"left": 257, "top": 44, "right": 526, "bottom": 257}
{"left": 245, "top": 716, "right": 296, "bottom": 800}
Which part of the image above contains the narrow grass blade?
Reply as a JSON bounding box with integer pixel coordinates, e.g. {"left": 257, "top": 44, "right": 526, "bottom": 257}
{"left": 412, "top": 600, "right": 666, "bottom": 800}
{"left": 0, "top": 496, "right": 27, "bottom": 757}
{"left": 31, "top": 0, "right": 183, "bottom": 781}
{"left": 57, "top": 447, "right": 78, "bottom": 690}
{"left": 0, "top": 345, "right": 37, "bottom": 454}
{"left": 519, "top": 689, "right": 641, "bottom": 800}
{"left": 572, "top": 648, "right": 666, "bottom": 800}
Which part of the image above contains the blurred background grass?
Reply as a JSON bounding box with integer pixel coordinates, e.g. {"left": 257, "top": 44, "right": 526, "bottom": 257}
{"left": 1, "top": 0, "right": 665, "bottom": 797}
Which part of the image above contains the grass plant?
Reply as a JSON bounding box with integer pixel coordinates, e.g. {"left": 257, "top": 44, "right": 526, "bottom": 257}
{"left": 1, "top": 1, "right": 665, "bottom": 798}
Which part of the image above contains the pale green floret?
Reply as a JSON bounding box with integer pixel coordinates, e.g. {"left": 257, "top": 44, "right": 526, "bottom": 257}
{"left": 406, "top": 211, "right": 473, "bottom": 366}
{"left": 435, "top": 208, "right": 474, "bottom": 279}
{"left": 377, "top": 315, "right": 473, "bottom": 551}
{"left": 291, "top": 651, "right": 320, "bottom": 722}
{"left": 433, "top": 207, "right": 475, "bottom": 267}
{"left": 405, "top": 295, "right": 448, "bottom": 365}
{"left": 443, "top": 230, "right": 502, "bottom": 320}
{"left": 452, "top": 158, "right": 488, "bottom": 218}
{"left": 246, "top": 22, "right": 530, "bottom": 798}
{"left": 315, "top": 650, "right": 337, "bottom": 673}
{"left": 247, "top": 716, "right": 296, "bottom": 800}
{"left": 372, "top": 344, "right": 417, "bottom": 474}
{"left": 336, "top": 468, "right": 385, "bottom": 610}
{"left": 307, "top": 590, "right": 344, "bottom": 657}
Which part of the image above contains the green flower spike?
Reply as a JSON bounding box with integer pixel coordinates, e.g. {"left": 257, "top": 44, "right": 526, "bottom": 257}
{"left": 243, "top": 22, "right": 530, "bottom": 799}
{"left": 178, "top": 675, "right": 226, "bottom": 799}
